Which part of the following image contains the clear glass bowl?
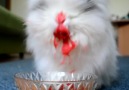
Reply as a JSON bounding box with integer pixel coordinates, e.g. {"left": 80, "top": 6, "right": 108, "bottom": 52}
{"left": 14, "top": 72, "right": 98, "bottom": 90}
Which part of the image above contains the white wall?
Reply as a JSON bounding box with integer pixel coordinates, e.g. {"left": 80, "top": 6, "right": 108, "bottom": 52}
{"left": 11, "top": 0, "right": 28, "bottom": 19}
{"left": 10, "top": 0, "right": 129, "bottom": 19}
{"left": 109, "top": 0, "right": 129, "bottom": 17}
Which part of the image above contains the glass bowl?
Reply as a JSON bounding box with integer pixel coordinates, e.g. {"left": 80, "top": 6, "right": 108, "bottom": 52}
{"left": 14, "top": 72, "right": 98, "bottom": 90}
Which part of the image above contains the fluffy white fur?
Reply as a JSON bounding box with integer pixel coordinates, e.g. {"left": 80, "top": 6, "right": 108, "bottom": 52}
{"left": 26, "top": 0, "right": 118, "bottom": 86}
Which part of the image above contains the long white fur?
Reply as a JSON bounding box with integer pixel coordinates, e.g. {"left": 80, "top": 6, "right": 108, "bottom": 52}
{"left": 26, "top": 0, "right": 118, "bottom": 86}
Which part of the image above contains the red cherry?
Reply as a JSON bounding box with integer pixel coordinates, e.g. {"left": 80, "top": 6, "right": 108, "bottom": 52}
{"left": 59, "top": 84, "right": 64, "bottom": 90}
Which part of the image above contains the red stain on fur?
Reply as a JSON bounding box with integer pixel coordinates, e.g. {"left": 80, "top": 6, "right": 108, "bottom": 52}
{"left": 56, "top": 12, "right": 66, "bottom": 24}
{"left": 62, "top": 40, "right": 76, "bottom": 56}
{"left": 60, "top": 58, "right": 66, "bottom": 65}
{"left": 54, "top": 38, "right": 59, "bottom": 48}
{"left": 69, "top": 69, "right": 76, "bottom": 73}
{"left": 54, "top": 12, "right": 76, "bottom": 57}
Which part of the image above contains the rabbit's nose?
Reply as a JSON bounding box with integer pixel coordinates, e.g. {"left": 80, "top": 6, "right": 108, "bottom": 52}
{"left": 56, "top": 12, "right": 66, "bottom": 24}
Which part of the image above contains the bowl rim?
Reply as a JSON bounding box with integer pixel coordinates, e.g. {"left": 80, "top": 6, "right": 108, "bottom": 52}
{"left": 14, "top": 72, "right": 97, "bottom": 82}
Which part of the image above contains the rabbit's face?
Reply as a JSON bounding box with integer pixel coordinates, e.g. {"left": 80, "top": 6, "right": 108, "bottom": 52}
{"left": 26, "top": 0, "right": 109, "bottom": 54}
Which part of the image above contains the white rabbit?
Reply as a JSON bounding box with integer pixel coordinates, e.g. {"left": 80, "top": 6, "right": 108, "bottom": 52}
{"left": 26, "top": 0, "right": 118, "bottom": 86}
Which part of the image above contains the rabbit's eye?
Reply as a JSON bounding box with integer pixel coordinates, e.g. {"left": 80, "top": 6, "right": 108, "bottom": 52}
{"left": 69, "top": 0, "right": 96, "bottom": 18}
{"left": 75, "top": 0, "right": 96, "bottom": 13}
{"left": 84, "top": 4, "right": 96, "bottom": 12}
{"left": 84, "top": 0, "right": 96, "bottom": 12}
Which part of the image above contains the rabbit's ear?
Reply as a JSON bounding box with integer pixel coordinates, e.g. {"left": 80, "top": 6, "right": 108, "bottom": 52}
{"left": 96, "top": 0, "right": 108, "bottom": 5}
{"left": 28, "top": 0, "right": 46, "bottom": 11}
{"left": 28, "top": 0, "right": 38, "bottom": 9}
